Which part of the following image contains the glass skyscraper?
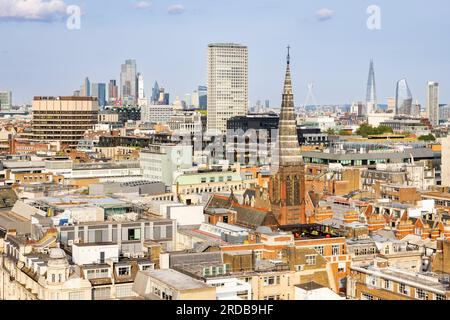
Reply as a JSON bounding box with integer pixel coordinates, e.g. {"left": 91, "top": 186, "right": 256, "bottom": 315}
{"left": 91, "top": 83, "right": 106, "bottom": 107}
{"left": 395, "top": 78, "right": 413, "bottom": 116}
{"left": 120, "top": 59, "right": 137, "bottom": 106}
{"left": 366, "top": 60, "right": 377, "bottom": 114}
{"left": 151, "top": 81, "right": 160, "bottom": 104}
{"left": 198, "top": 85, "right": 207, "bottom": 110}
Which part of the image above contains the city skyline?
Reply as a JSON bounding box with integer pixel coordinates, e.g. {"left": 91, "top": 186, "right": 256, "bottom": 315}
{"left": 0, "top": 0, "right": 449, "bottom": 106}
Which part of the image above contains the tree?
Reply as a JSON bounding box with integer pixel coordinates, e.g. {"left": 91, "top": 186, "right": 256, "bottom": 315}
{"left": 338, "top": 129, "right": 351, "bottom": 136}
{"left": 418, "top": 134, "right": 436, "bottom": 141}
{"left": 356, "top": 123, "right": 393, "bottom": 137}
{"left": 325, "top": 128, "right": 336, "bottom": 135}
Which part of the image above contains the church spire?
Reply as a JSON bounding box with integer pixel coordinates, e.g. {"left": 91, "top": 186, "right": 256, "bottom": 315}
{"left": 278, "top": 46, "right": 302, "bottom": 167}
{"left": 283, "top": 45, "right": 293, "bottom": 95}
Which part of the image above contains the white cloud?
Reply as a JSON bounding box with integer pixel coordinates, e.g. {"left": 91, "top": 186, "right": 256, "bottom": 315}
{"left": 167, "top": 4, "right": 185, "bottom": 15}
{"left": 316, "top": 8, "right": 334, "bottom": 22}
{"left": 0, "top": 0, "right": 68, "bottom": 22}
{"left": 134, "top": 1, "right": 151, "bottom": 10}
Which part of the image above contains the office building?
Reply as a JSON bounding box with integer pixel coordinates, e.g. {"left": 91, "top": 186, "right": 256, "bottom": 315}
{"left": 32, "top": 96, "right": 99, "bottom": 148}
{"left": 198, "top": 85, "right": 207, "bottom": 110}
{"left": 137, "top": 73, "right": 145, "bottom": 99}
{"left": 427, "top": 81, "right": 440, "bottom": 126}
{"left": 151, "top": 81, "right": 160, "bottom": 104}
{"left": 108, "top": 80, "right": 119, "bottom": 104}
{"left": 0, "top": 91, "right": 12, "bottom": 111}
{"left": 141, "top": 104, "right": 173, "bottom": 124}
{"left": 207, "top": 43, "right": 248, "bottom": 134}
{"left": 91, "top": 83, "right": 106, "bottom": 107}
{"left": 140, "top": 144, "right": 193, "bottom": 186}
{"left": 395, "top": 79, "right": 413, "bottom": 116}
{"left": 80, "top": 77, "right": 91, "bottom": 97}
{"left": 120, "top": 59, "right": 137, "bottom": 106}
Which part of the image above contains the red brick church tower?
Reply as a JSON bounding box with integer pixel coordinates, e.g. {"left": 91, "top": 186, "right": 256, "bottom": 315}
{"left": 269, "top": 47, "right": 306, "bottom": 225}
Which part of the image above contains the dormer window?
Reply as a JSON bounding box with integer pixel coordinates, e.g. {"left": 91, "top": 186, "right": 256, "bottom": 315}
{"left": 139, "top": 264, "right": 154, "bottom": 271}
{"left": 117, "top": 266, "right": 131, "bottom": 276}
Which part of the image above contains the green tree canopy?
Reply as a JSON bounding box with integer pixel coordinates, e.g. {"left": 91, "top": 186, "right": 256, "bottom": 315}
{"left": 417, "top": 134, "right": 436, "bottom": 141}
{"left": 356, "top": 124, "right": 393, "bottom": 137}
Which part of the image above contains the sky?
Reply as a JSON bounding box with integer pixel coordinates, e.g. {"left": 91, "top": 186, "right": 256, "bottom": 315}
{"left": 0, "top": 0, "right": 449, "bottom": 107}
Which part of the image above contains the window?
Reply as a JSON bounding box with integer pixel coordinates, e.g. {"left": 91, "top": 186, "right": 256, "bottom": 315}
{"left": 399, "top": 283, "right": 409, "bottom": 295}
{"left": 201, "top": 177, "right": 207, "bottom": 183}
{"left": 227, "top": 176, "right": 232, "bottom": 181}
{"left": 338, "top": 262, "right": 346, "bottom": 273}
{"left": 416, "top": 288, "right": 428, "bottom": 300}
{"left": 435, "top": 293, "right": 446, "bottom": 300}
{"left": 141, "top": 264, "right": 153, "bottom": 271}
{"left": 93, "top": 287, "right": 111, "bottom": 300}
{"left": 116, "top": 285, "right": 133, "bottom": 298}
{"left": 69, "top": 291, "right": 86, "bottom": 300}
{"left": 384, "top": 246, "right": 390, "bottom": 255}
{"left": 332, "top": 245, "right": 340, "bottom": 255}
{"left": 361, "top": 293, "right": 374, "bottom": 300}
{"left": 263, "top": 276, "right": 280, "bottom": 286}
{"left": 295, "top": 265, "right": 304, "bottom": 272}
{"left": 219, "top": 176, "right": 224, "bottom": 182}
{"left": 209, "top": 177, "right": 215, "bottom": 183}
{"left": 314, "top": 246, "right": 324, "bottom": 255}
{"left": 128, "top": 228, "right": 141, "bottom": 240}
{"left": 117, "top": 266, "right": 131, "bottom": 276}
{"left": 384, "top": 279, "right": 391, "bottom": 290}
{"left": 306, "top": 255, "right": 316, "bottom": 266}
{"left": 367, "top": 275, "right": 377, "bottom": 287}
{"left": 263, "top": 295, "right": 281, "bottom": 300}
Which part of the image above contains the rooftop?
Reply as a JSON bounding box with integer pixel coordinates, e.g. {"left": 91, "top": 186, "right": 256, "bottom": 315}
{"left": 141, "top": 269, "right": 212, "bottom": 290}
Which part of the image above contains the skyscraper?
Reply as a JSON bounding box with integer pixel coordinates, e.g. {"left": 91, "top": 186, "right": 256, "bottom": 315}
{"left": 0, "top": 91, "right": 12, "bottom": 111}
{"left": 120, "top": 59, "right": 137, "bottom": 106}
{"left": 80, "top": 77, "right": 91, "bottom": 97}
{"left": 198, "top": 85, "right": 207, "bottom": 110}
{"left": 366, "top": 60, "right": 377, "bottom": 114}
{"left": 191, "top": 90, "right": 200, "bottom": 109}
{"left": 269, "top": 47, "right": 306, "bottom": 226}
{"left": 151, "top": 81, "right": 160, "bottom": 104}
{"left": 137, "top": 73, "right": 145, "bottom": 99}
{"left": 395, "top": 78, "right": 413, "bottom": 116}
{"left": 207, "top": 43, "right": 248, "bottom": 134}
{"left": 91, "top": 83, "right": 106, "bottom": 107}
{"left": 108, "top": 80, "right": 118, "bottom": 104}
{"left": 427, "top": 81, "right": 440, "bottom": 126}
{"left": 184, "top": 93, "right": 192, "bottom": 108}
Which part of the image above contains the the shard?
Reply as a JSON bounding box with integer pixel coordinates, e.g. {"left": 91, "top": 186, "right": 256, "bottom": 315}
{"left": 366, "top": 59, "right": 377, "bottom": 114}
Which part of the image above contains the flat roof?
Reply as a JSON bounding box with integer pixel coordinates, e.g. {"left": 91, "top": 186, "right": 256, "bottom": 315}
{"left": 295, "top": 282, "right": 325, "bottom": 291}
{"left": 143, "top": 269, "right": 212, "bottom": 291}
